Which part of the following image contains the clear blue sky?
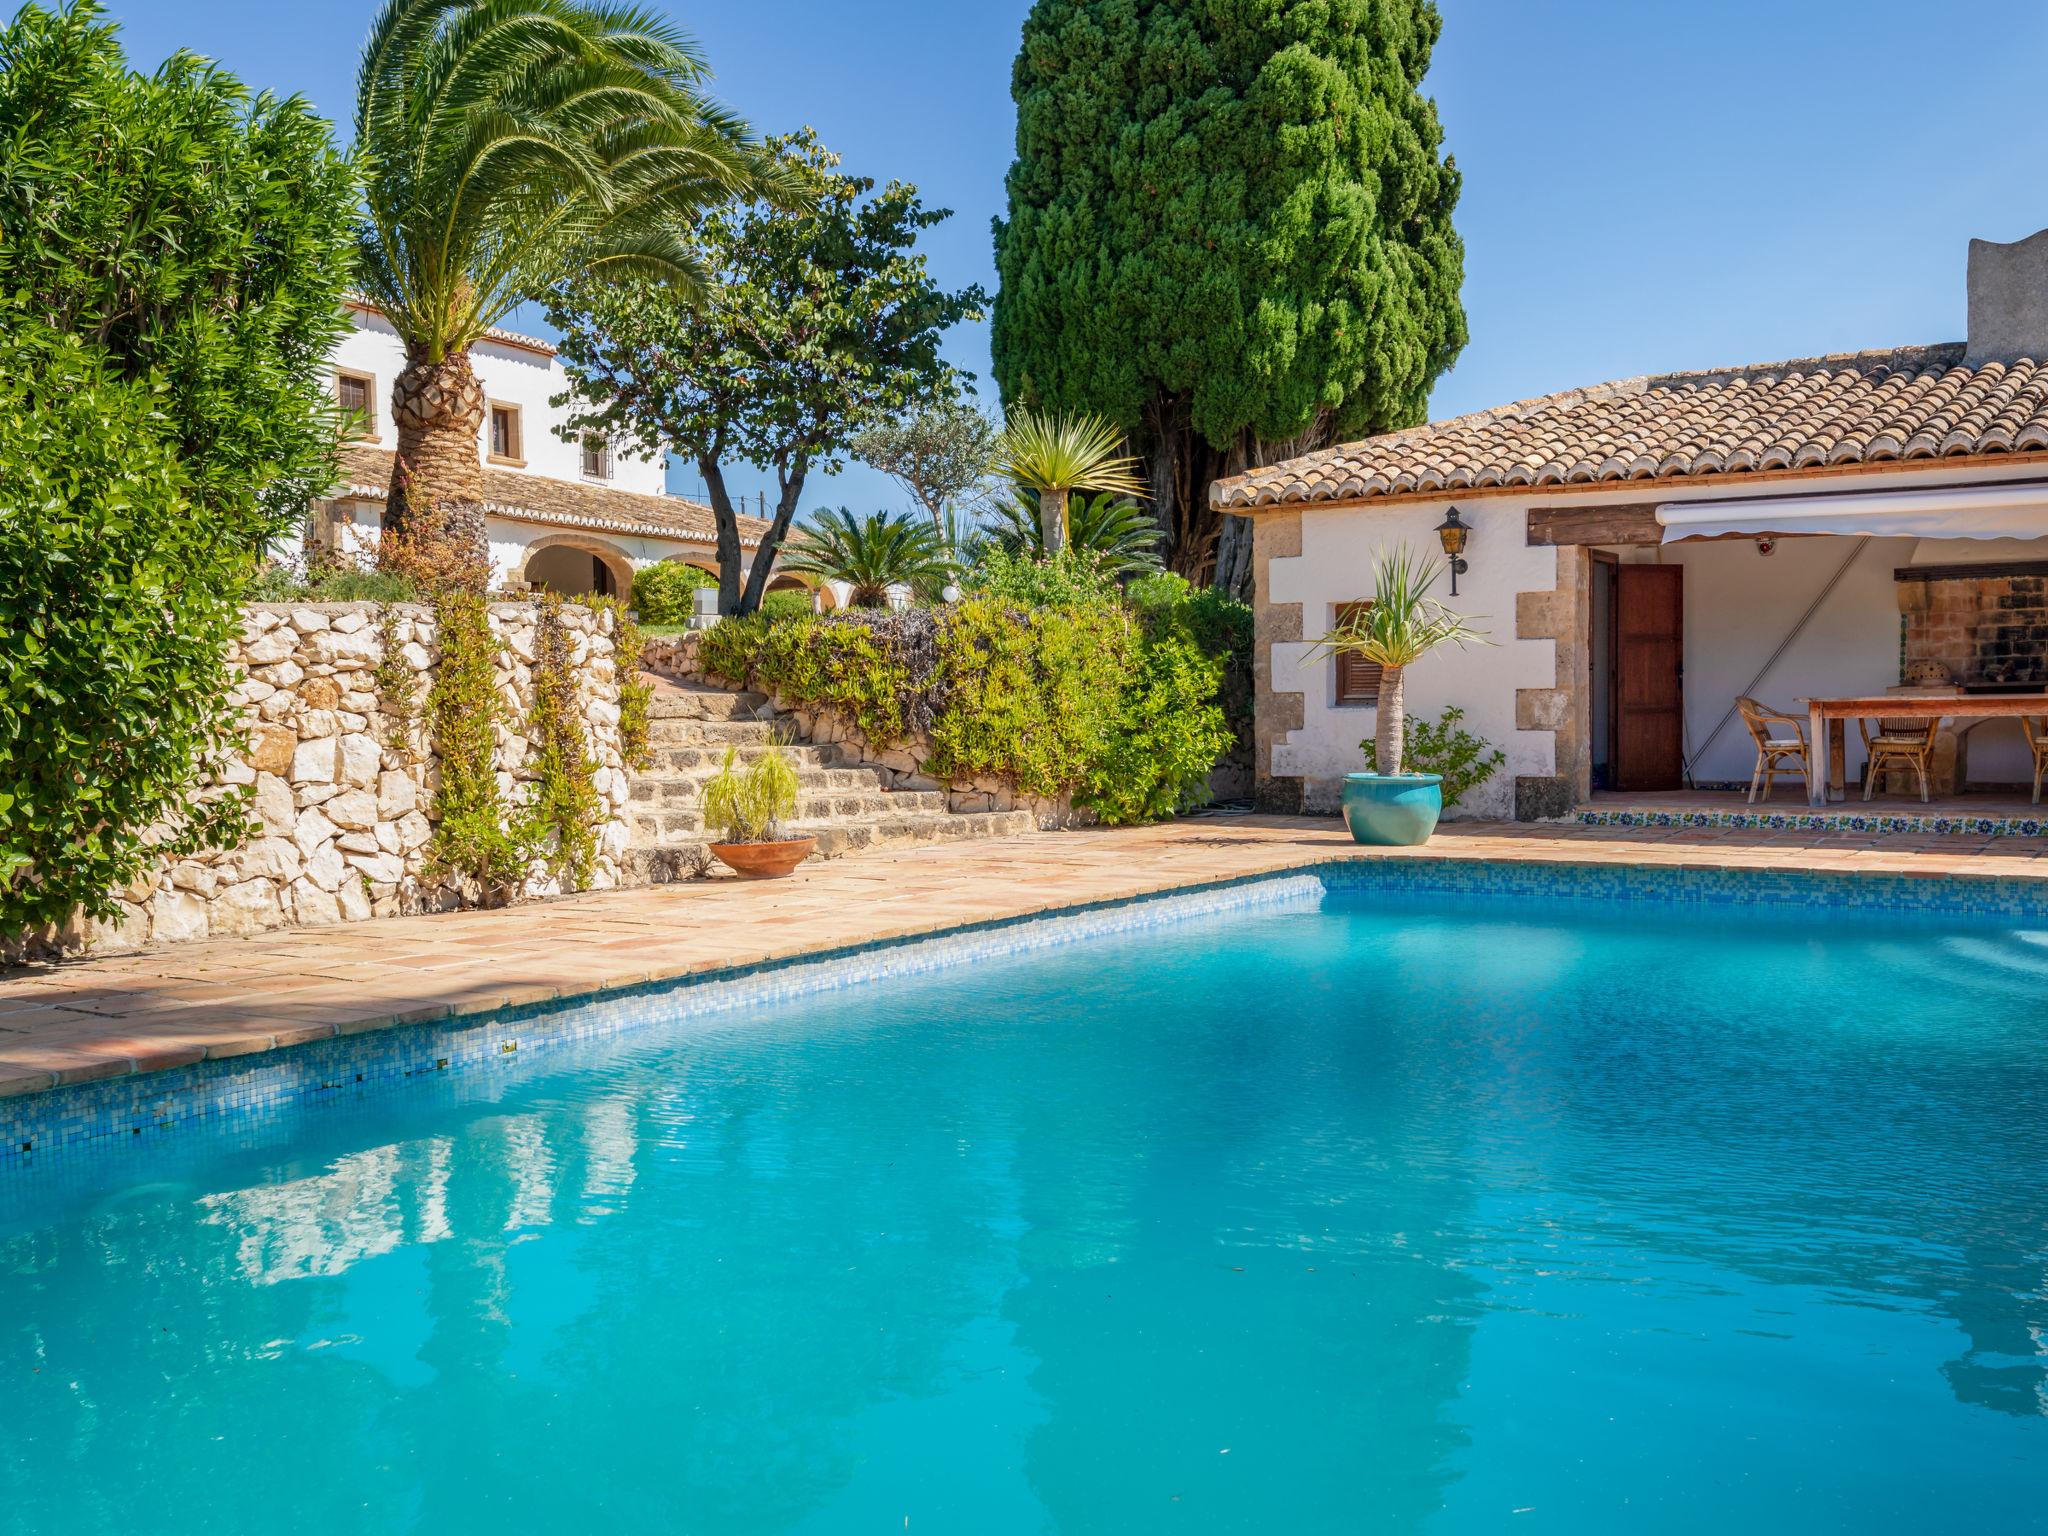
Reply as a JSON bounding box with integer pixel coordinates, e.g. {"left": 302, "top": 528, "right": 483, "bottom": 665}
{"left": 104, "top": 0, "right": 2048, "bottom": 518}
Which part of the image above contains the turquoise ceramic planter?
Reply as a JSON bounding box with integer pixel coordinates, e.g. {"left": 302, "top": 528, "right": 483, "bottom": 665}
{"left": 1341, "top": 773, "right": 1444, "bottom": 846}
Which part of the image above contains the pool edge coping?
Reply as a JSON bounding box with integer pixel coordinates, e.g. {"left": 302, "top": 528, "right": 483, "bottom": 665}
{"left": 5, "top": 839, "right": 2046, "bottom": 1106}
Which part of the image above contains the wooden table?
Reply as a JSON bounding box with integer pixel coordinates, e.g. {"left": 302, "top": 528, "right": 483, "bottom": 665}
{"left": 1799, "top": 692, "right": 2048, "bottom": 805}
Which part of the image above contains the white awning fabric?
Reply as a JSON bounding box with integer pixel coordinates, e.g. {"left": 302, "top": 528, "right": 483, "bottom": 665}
{"left": 1657, "top": 482, "right": 2048, "bottom": 543}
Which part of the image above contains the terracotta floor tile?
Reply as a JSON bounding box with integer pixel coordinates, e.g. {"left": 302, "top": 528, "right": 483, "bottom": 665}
{"left": 3, "top": 815, "right": 2044, "bottom": 1093}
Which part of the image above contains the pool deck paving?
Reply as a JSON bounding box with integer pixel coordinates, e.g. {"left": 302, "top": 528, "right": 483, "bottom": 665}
{"left": 3, "top": 812, "right": 2046, "bottom": 1099}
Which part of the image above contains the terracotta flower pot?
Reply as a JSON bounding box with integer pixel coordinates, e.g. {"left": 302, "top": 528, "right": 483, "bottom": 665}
{"left": 710, "top": 836, "right": 817, "bottom": 879}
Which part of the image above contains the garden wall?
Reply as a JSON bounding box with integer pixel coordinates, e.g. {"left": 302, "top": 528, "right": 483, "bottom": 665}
{"left": 23, "top": 602, "right": 634, "bottom": 958}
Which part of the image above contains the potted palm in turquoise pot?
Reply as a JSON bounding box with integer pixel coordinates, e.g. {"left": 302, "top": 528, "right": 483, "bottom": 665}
{"left": 1313, "top": 547, "right": 1489, "bottom": 846}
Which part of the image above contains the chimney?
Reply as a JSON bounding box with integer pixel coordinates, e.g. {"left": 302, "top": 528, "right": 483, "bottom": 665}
{"left": 1966, "top": 228, "right": 2048, "bottom": 364}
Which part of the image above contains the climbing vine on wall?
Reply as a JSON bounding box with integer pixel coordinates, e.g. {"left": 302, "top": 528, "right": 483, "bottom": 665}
{"left": 594, "top": 594, "right": 652, "bottom": 769}
{"left": 373, "top": 604, "right": 422, "bottom": 761}
{"left": 422, "top": 591, "right": 528, "bottom": 900}
{"left": 523, "top": 594, "right": 604, "bottom": 890}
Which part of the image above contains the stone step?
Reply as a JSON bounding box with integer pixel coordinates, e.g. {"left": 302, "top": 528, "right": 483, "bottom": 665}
{"left": 630, "top": 767, "right": 884, "bottom": 802}
{"left": 646, "top": 742, "right": 851, "bottom": 774}
{"left": 803, "top": 809, "right": 1038, "bottom": 859}
{"left": 646, "top": 718, "right": 783, "bottom": 746}
{"left": 631, "top": 790, "right": 954, "bottom": 842}
{"left": 623, "top": 808, "right": 1038, "bottom": 882}
{"left": 642, "top": 680, "right": 769, "bottom": 722}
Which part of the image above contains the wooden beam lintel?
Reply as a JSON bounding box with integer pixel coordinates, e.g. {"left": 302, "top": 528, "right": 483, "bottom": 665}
{"left": 1526, "top": 504, "right": 1663, "bottom": 546}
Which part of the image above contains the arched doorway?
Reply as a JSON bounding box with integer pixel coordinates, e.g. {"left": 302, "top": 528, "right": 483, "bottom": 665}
{"left": 521, "top": 536, "right": 634, "bottom": 600}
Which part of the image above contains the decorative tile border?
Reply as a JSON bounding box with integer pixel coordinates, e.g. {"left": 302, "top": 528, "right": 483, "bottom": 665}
{"left": 8, "top": 855, "right": 2048, "bottom": 1192}
{"left": 1576, "top": 806, "right": 2048, "bottom": 838}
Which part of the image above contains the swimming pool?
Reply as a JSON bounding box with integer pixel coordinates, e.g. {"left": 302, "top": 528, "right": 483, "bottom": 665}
{"left": 3, "top": 864, "right": 2045, "bottom": 1533}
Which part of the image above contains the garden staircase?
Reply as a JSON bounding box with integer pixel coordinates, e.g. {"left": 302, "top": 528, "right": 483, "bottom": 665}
{"left": 625, "top": 676, "right": 1037, "bottom": 881}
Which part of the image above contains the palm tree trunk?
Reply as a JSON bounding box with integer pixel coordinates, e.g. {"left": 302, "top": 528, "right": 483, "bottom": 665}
{"left": 383, "top": 349, "right": 489, "bottom": 589}
{"left": 1038, "top": 487, "right": 1068, "bottom": 555}
{"left": 1375, "top": 665, "right": 1406, "bottom": 776}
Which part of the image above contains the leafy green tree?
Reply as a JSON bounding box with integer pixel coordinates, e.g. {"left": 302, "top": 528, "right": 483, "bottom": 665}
{"left": 983, "top": 489, "right": 1163, "bottom": 579}
{"left": 355, "top": 0, "right": 782, "bottom": 583}
{"left": 782, "top": 508, "right": 955, "bottom": 608}
{"left": 548, "top": 130, "right": 984, "bottom": 615}
{"left": 992, "top": 0, "right": 1467, "bottom": 589}
{"left": 0, "top": 1, "right": 356, "bottom": 934}
{"left": 850, "top": 392, "right": 1000, "bottom": 540}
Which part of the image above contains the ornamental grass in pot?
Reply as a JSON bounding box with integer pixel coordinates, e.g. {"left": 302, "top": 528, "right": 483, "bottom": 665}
{"left": 1310, "top": 546, "right": 1489, "bottom": 846}
{"left": 701, "top": 744, "right": 814, "bottom": 877}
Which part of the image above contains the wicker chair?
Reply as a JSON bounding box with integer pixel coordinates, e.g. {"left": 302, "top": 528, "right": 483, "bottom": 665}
{"left": 2025, "top": 717, "right": 2048, "bottom": 805}
{"left": 1737, "top": 697, "right": 1810, "bottom": 804}
{"left": 1860, "top": 716, "right": 1938, "bottom": 802}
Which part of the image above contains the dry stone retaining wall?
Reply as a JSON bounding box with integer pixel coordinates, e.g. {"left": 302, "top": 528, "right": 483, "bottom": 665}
{"left": 39, "top": 601, "right": 633, "bottom": 958}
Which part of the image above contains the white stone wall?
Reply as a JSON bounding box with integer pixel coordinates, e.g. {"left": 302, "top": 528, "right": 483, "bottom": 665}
{"left": 69, "top": 601, "right": 634, "bottom": 955}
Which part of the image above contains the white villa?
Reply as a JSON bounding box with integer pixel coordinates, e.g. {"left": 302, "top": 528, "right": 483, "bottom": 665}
{"left": 312, "top": 298, "right": 779, "bottom": 599}
{"left": 1219, "top": 229, "right": 2048, "bottom": 826}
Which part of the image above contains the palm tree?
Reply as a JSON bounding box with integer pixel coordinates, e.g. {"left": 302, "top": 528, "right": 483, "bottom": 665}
{"left": 993, "top": 408, "right": 1147, "bottom": 555}
{"left": 983, "top": 489, "right": 1163, "bottom": 578}
{"left": 355, "top": 0, "right": 783, "bottom": 581}
{"left": 780, "top": 508, "right": 955, "bottom": 609}
{"left": 1311, "top": 547, "right": 1489, "bottom": 776}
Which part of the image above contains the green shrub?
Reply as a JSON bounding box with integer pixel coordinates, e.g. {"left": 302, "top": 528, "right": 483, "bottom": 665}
{"left": 700, "top": 587, "right": 1236, "bottom": 824}
{"left": 631, "top": 561, "right": 718, "bottom": 624}
{"left": 1127, "top": 572, "right": 1253, "bottom": 663}
{"left": 927, "top": 598, "right": 1129, "bottom": 798}
{"left": 1358, "top": 706, "right": 1506, "bottom": 808}
{"left": 1084, "top": 623, "right": 1233, "bottom": 822}
{"left": 701, "top": 744, "right": 801, "bottom": 843}
{"left": 247, "top": 554, "right": 420, "bottom": 604}
{"left": 702, "top": 610, "right": 933, "bottom": 744}
{"left": 0, "top": 3, "right": 357, "bottom": 933}
{"left": 967, "top": 545, "right": 1122, "bottom": 608}
{"left": 761, "top": 588, "right": 816, "bottom": 620}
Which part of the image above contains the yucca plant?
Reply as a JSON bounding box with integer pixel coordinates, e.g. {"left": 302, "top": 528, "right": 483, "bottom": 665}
{"left": 354, "top": 0, "right": 789, "bottom": 582}
{"left": 780, "top": 507, "right": 955, "bottom": 607}
{"left": 700, "top": 743, "right": 799, "bottom": 844}
{"left": 993, "top": 408, "right": 1148, "bottom": 554}
{"left": 1310, "top": 546, "right": 1489, "bottom": 777}
{"left": 984, "top": 488, "right": 1163, "bottom": 578}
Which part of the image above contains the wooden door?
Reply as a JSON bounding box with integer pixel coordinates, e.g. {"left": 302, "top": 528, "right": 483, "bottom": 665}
{"left": 1613, "top": 565, "right": 1683, "bottom": 791}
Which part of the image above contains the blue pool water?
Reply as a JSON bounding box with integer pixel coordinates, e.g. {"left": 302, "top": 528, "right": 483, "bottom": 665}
{"left": 3, "top": 878, "right": 2047, "bottom": 1534}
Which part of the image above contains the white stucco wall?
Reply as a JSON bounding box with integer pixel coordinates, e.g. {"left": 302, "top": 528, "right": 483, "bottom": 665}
{"left": 1266, "top": 497, "right": 1560, "bottom": 820}
{"left": 326, "top": 305, "right": 665, "bottom": 495}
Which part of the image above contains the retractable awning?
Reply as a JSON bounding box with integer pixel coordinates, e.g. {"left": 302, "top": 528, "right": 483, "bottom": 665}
{"left": 1656, "top": 481, "right": 2048, "bottom": 543}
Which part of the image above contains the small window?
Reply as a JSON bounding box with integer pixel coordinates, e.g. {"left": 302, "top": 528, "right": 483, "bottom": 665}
{"left": 1333, "top": 601, "right": 1383, "bottom": 706}
{"left": 335, "top": 370, "right": 376, "bottom": 438}
{"left": 488, "top": 403, "right": 523, "bottom": 463}
{"left": 581, "top": 435, "right": 612, "bottom": 480}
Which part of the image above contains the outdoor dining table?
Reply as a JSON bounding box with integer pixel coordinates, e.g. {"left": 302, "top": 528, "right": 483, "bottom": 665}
{"left": 1797, "top": 692, "right": 2048, "bottom": 806}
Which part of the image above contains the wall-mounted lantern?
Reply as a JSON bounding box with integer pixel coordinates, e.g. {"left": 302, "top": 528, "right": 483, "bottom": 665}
{"left": 1435, "top": 506, "right": 1471, "bottom": 597}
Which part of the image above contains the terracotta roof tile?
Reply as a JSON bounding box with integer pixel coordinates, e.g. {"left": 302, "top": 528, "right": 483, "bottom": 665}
{"left": 336, "top": 444, "right": 771, "bottom": 548}
{"left": 1211, "top": 345, "right": 2048, "bottom": 510}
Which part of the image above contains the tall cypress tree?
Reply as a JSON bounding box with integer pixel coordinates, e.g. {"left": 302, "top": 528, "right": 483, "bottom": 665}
{"left": 992, "top": 0, "right": 1467, "bottom": 590}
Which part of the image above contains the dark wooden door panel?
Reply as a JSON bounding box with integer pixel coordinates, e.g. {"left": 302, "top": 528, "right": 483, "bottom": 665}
{"left": 1614, "top": 564, "right": 1683, "bottom": 791}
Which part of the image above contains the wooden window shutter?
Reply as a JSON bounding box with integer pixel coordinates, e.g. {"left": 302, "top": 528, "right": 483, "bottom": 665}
{"left": 1333, "top": 601, "right": 1383, "bottom": 705}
